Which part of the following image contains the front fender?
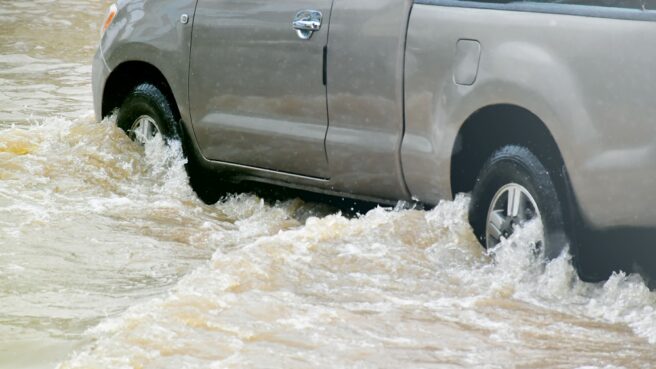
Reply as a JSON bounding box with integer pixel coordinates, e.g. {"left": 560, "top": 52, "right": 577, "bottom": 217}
{"left": 99, "top": 0, "right": 198, "bottom": 129}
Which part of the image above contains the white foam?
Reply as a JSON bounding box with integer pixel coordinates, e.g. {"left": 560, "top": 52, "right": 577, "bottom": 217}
{"left": 56, "top": 194, "right": 656, "bottom": 369}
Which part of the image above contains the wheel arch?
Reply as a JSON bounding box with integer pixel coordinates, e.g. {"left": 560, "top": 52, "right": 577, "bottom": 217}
{"left": 101, "top": 61, "right": 181, "bottom": 121}
{"left": 450, "top": 104, "right": 573, "bottom": 208}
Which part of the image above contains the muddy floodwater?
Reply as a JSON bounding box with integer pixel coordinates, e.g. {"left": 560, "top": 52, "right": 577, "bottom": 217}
{"left": 1, "top": 1, "right": 655, "bottom": 369}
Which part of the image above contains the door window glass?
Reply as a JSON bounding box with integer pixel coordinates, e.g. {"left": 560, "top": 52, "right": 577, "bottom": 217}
{"left": 460, "top": 0, "right": 652, "bottom": 10}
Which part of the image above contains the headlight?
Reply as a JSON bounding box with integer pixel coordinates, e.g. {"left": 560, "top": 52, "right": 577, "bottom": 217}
{"left": 101, "top": 4, "right": 118, "bottom": 36}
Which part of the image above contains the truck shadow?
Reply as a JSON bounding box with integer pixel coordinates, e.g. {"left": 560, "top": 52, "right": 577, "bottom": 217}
{"left": 576, "top": 227, "right": 656, "bottom": 289}
{"left": 223, "top": 181, "right": 381, "bottom": 219}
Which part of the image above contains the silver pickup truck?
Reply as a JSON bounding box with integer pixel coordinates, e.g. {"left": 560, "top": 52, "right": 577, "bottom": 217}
{"left": 93, "top": 0, "right": 656, "bottom": 279}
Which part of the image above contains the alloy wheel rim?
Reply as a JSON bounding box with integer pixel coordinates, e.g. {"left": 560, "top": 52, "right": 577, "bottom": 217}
{"left": 129, "top": 115, "right": 161, "bottom": 144}
{"left": 485, "top": 183, "right": 543, "bottom": 249}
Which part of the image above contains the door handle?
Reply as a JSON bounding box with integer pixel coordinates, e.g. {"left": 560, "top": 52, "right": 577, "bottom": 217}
{"left": 292, "top": 10, "right": 322, "bottom": 40}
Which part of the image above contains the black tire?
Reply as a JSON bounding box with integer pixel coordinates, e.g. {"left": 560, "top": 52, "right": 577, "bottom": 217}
{"left": 117, "top": 83, "right": 223, "bottom": 204}
{"left": 116, "top": 83, "right": 180, "bottom": 142}
{"left": 469, "top": 145, "right": 569, "bottom": 259}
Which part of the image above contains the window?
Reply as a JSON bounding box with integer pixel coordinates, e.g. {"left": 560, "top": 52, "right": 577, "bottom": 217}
{"left": 460, "top": 0, "right": 653, "bottom": 10}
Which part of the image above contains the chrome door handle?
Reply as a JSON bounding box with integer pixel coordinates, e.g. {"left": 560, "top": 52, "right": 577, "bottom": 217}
{"left": 292, "top": 10, "right": 322, "bottom": 40}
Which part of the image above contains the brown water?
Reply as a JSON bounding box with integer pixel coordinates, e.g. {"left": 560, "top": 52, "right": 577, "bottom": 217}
{"left": 1, "top": 1, "right": 655, "bottom": 369}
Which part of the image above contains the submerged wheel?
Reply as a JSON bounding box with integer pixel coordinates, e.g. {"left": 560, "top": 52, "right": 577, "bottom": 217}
{"left": 116, "top": 83, "right": 222, "bottom": 204}
{"left": 485, "top": 183, "right": 542, "bottom": 249}
{"left": 469, "top": 145, "right": 569, "bottom": 259}
{"left": 116, "top": 83, "right": 180, "bottom": 143}
{"left": 129, "top": 115, "right": 161, "bottom": 143}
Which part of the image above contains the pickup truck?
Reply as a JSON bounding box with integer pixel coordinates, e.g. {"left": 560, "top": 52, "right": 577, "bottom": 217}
{"left": 93, "top": 0, "right": 656, "bottom": 280}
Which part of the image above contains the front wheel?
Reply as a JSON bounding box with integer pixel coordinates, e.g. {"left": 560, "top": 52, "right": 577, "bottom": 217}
{"left": 116, "top": 83, "right": 180, "bottom": 144}
{"left": 116, "top": 83, "right": 223, "bottom": 204}
{"left": 469, "top": 145, "right": 569, "bottom": 259}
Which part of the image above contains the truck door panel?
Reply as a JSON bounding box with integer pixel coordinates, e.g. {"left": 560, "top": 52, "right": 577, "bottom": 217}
{"left": 325, "top": 0, "right": 413, "bottom": 199}
{"left": 189, "top": 1, "right": 333, "bottom": 178}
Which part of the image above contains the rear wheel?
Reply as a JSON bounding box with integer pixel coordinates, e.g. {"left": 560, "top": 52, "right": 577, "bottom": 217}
{"left": 116, "top": 83, "right": 223, "bottom": 204}
{"left": 469, "top": 145, "right": 569, "bottom": 259}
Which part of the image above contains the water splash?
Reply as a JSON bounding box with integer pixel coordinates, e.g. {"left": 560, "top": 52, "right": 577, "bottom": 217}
{"left": 55, "top": 189, "right": 656, "bottom": 369}
{"left": 0, "top": 115, "right": 653, "bottom": 369}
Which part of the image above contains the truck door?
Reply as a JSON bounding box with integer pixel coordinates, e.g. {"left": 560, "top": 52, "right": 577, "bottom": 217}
{"left": 325, "top": 0, "right": 413, "bottom": 200}
{"left": 189, "top": 1, "right": 333, "bottom": 178}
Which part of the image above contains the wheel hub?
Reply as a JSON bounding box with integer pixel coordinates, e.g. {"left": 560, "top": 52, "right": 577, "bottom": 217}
{"left": 129, "top": 115, "right": 161, "bottom": 144}
{"left": 485, "top": 183, "right": 543, "bottom": 249}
